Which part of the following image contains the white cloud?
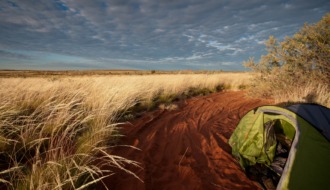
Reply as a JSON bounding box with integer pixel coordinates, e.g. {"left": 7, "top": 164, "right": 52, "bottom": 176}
{"left": 183, "top": 34, "right": 194, "bottom": 42}
{"left": 256, "top": 39, "right": 266, "bottom": 45}
{"left": 206, "top": 40, "right": 243, "bottom": 55}
{"left": 221, "top": 61, "right": 236, "bottom": 66}
{"left": 154, "top": 29, "right": 165, "bottom": 33}
{"left": 0, "top": 0, "right": 328, "bottom": 70}
{"left": 284, "top": 3, "right": 293, "bottom": 9}
{"left": 160, "top": 52, "right": 207, "bottom": 62}
{"left": 183, "top": 62, "right": 218, "bottom": 67}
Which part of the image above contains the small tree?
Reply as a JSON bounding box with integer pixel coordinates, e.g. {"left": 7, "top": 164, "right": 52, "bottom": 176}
{"left": 245, "top": 13, "right": 330, "bottom": 97}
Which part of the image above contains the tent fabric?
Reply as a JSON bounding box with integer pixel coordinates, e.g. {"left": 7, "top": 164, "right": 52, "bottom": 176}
{"left": 286, "top": 104, "right": 330, "bottom": 141}
{"left": 229, "top": 105, "right": 330, "bottom": 190}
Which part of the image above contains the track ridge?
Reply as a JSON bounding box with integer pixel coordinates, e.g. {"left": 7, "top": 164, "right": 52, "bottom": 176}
{"left": 102, "top": 91, "right": 271, "bottom": 190}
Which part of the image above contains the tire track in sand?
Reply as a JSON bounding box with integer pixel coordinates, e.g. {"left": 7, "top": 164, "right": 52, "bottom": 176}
{"left": 102, "top": 91, "right": 272, "bottom": 190}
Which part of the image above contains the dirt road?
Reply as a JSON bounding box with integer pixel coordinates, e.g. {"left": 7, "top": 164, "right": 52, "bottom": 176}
{"left": 103, "top": 91, "right": 272, "bottom": 190}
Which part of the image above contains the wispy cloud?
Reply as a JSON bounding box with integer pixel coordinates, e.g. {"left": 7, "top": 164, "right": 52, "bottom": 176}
{"left": 0, "top": 0, "right": 329, "bottom": 70}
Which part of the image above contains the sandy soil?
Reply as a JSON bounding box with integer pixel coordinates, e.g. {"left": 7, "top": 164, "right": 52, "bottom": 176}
{"left": 102, "top": 91, "right": 272, "bottom": 190}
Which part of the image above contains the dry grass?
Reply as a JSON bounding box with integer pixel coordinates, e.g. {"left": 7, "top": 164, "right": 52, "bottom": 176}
{"left": 271, "top": 82, "right": 330, "bottom": 107}
{"left": 248, "top": 72, "right": 330, "bottom": 108}
{"left": 0, "top": 69, "right": 231, "bottom": 78}
{"left": 0, "top": 73, "right": 251, "bottom": 189}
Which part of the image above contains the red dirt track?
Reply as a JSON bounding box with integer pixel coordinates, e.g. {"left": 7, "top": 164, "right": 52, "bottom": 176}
{"left": 103, "top": 91, "right": 272, "bottom": 190}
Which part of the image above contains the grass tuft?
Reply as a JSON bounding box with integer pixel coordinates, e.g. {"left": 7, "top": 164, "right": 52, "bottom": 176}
{"left": 0, "top": 73, "right": 251, "bottom": 189}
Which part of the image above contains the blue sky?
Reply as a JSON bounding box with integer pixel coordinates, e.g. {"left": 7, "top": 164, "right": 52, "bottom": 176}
{"left": 0, "top": 0, "right": 329, "bottom": 70}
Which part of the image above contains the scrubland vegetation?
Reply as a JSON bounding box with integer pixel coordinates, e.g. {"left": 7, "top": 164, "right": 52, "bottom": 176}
{"left": 0, "top": 69, "right": 226, "bottom": 78}
{"left": 244, "top": 13, "right": 330, "bottom": 107}
{"left": 0, "top": 73, "right": 251, "bottom": 189}
{"left": 0, "top": 12, "right": 328, "bottom": 190}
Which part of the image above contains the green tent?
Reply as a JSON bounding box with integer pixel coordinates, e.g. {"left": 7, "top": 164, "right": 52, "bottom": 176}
{"left": 229, "top": 104, "right": 330, "bottom": 190}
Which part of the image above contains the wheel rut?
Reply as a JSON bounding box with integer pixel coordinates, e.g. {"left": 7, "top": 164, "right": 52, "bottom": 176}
{"left": 102, "top": 91, "right": 272, "bottom": 190}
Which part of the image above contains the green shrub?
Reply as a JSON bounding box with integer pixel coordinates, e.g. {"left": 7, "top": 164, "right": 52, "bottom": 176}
{"left": 244, "top": 13, "right": 330, "bottom": 106}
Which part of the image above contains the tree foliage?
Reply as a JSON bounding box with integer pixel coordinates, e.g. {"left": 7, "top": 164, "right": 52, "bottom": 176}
{"left": 245, "top": 13, "right": 330, "bottom": 96}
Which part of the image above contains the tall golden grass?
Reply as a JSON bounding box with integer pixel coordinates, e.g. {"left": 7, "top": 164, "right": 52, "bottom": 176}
{"left": 271, "top": 82, "right": 330, "bottom": 107}
{"left": 0, "top": 73, "right": 252, "bottom": 189}
{"left": 248, "top": 73, "right": 330, "bottom": 107}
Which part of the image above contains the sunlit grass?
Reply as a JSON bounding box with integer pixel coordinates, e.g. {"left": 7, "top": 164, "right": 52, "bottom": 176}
{"left": 271, "top": 82, "right": 330, "bottom": 107}
{"left": 0, "top": 73, "right": 251, "bottom": 189}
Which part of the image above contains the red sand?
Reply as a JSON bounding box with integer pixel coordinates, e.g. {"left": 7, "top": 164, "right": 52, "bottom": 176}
{"left": 102, "top": 91, "right": 272, "bottom": 190}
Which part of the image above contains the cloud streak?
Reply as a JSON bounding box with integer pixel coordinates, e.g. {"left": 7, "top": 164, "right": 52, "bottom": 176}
{"left": 0, "top": 0, "right": 329, "bottom": 70}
